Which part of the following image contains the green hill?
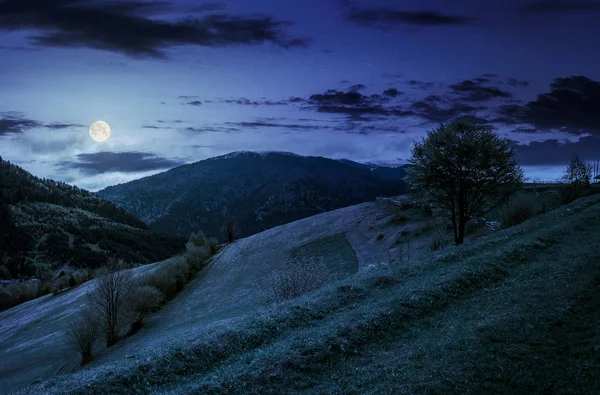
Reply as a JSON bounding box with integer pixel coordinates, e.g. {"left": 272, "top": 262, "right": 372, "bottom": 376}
{"left": 0, "top": 157, "right": 186, "bottom": 280}
{"left": 10, "top": 192, "right": 600, "bottom": 394}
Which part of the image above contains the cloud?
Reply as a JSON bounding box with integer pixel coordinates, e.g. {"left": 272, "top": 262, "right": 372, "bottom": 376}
{"left": 187, "top": 100, "right": 203, "bottom": 106}
{"left": 43, "top": 122, "right": 85, "bottom": 130}
{"left": 507, "top": 78, "right": 530, "bottom": 87}
{"left": 410, "top": 98, "right": 486, "bottom": 123}
{"left": 513, "top": 136, "right": 600, "bottom": 166}
{"left": 518, "top": 1, "right": 600, "bottom": 14}
{"left": 56, "top": 151, "right": 185, "bottom": 175}
{"left": 449, "top": 79, "right": 513, "bottom": 101}
{"left": 306, "top": 88, "right": 414, "bottom": 118}
{"left": 342, "top": 3, "right": 474, "bottom": 28}
{"left": 404, "top": 80, "right": 437, "bottom": 90}
{"left": 383, "top": 88, "right": 402, "bottom": 97}
{"left": 495, "top": 75, "right": 600, "bottom": 134}
{"left": 224, "top": 121, "right": 324, "bottom": 131}
{"left": 185, "top": 126, "right": 240, "bottom": 133}
{"left": 348, "top": 84, "right": 366, "bottom": 92}
{"left": 0, "top": 112, "right": 41, "bottom": 136}
{"left": 219, "top": 98, "right": 289, "bottom": 106}
{"left": 0, "top": 0, "right": 309, "bottom": 58}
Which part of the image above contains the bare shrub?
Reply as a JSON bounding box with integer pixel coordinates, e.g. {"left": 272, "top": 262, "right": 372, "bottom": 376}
{"left": 127, "top": 284, "right": 163, "bottom": 334}
{"left": 207, "top": 237, "right": 219, "bottom": 254}
{"left": 500, "top": 195, "right": 536, "bottom": 228}
{"left": 260, "top": 256, "right": 343, "bottom": 303}
{"left": 87, "top": 259, "right": 134, "bottom": 347}
{"left": 66, "top": 309, "right": 101, "bottom": 364}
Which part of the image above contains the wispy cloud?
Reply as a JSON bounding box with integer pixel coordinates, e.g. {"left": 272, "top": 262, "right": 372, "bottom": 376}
{"left": 56, "top": 151, "right": 185, "bottom": 175}
{"left": 341, "top": 1, "right": 474, "bottom": 28}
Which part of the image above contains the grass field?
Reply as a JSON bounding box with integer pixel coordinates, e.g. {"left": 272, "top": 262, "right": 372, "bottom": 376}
{"left": 18, "top": 193, "right": 600, "bottom": 394}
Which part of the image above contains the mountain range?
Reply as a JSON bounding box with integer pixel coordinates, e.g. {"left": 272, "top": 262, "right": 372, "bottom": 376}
{"left": 97, "top": 151, "right": 409, "bottom": 241}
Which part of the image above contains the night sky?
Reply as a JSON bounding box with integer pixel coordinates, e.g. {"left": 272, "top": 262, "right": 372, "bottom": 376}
{"left": 1, "top": 0, "right": 600, "bottom": 191}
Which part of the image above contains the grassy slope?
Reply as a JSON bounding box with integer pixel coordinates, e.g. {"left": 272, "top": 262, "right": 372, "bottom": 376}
{"left": 15, "top": 194, "right": 600, "bottom": 394}
{"left": 0, "top": 260, "right": 166, "bottom": 394}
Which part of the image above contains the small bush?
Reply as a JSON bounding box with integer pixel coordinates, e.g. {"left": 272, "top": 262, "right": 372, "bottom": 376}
{"left": 207, "top": 237, "right": 219, "bottom": 254}
{"left": 500, "top": 195, "right": 536, "bottom": 228}
{"left": 260, "top": 256, "right": 343, "bottom": 303}
{"left": 558, "top": 183, "right": 588, "bottom": 204}
{"left": 128, "top": 284, "right": 163, "bottom": 334}
{"left": 143, "top": 259, "right": 191, "bottom": 299}
{"left": 185, "top": 244, "right": 211, "bottom": 271}
{"left": 189, "top": 231, "right": 208, "bottom": 248}
{"left": 66, "top": 309, "right": 101, "bottom": 364}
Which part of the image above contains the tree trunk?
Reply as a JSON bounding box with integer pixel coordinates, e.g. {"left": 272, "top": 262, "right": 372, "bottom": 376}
{"left": 456, "top": 194, "right": 466, "bottom": 245}
{"left": 80, "top": 350, "right": 92, "bottom": 365}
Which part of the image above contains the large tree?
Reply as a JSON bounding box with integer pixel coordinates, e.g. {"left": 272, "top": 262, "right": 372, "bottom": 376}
{"left": 405, "top": 120, "right": 524, "bottom": 245}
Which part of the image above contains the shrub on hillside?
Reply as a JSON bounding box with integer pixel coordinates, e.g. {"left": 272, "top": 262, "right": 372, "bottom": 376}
{"left": 185, "top": 243, "right": 211, "bottom": 271}
{"left": 143, "top": 259, "right": 191, "bottom": 299}
{"left": 127, "top": 284, "right": 163, "bottom": 334}
{"left": 500, "top": 195, "right": 536, "bottom": 228}
{"left": 207, "top": 237, "right": 219, "bottom": 254}
{"left": 66, "top": 309, "right": 101, "bottom": 364}
{"left": 189, "top": 231, "right": 208, "bottom": 247}
{"left": 87, "top": 259, "right": 134, "bottom": 347}
{"left": 260, "top": 256, "right": 343, "bottom": 303}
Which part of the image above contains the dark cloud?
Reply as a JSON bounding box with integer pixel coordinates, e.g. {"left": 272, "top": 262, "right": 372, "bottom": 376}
{"left": 0, "top": 113, "right": 40, "bottom": 136}
{"left": 514, "top": 136, "right": 600, "bottom": 166}
{"left": 518, "top": 1, "right": 600, "bottom": 14}
{"left": 348, "top": 84, "right": 366, "bottom": 92}
{"left": 224, "top": 121, "right": 324, "bottom": 131}
{"left": 56, "top": 152, "right": 185, "bottom": 175}
{"left": 405, "top": 80, "right": 436, "bottom": 90}
{"left": 342, "top": 2, "right": 474, "bottom": 28}
{"left": 44, "top": 122, "right": 85, "bottom": 129}
{"left": 185, "top": 126, "right": 239, "bottom": 133}
{"left": 188, "top": 100, "right": 203, "bottom": 106}
{"left": 220, "top": 98, "right": 289, "bottom": 106}
{"left": 142, "top": 125, "right": 173, "bottom": 129}
{"left": 0, "top": 0, "right": 309, "bottom": 58}
{"left": 289, "top": 97, "right": 305, "bottom": 103}
{"left": 410, "top": 100, "right": 485, "bottom": 123}
{"left": 306, "top": 88, "right": 414, "bottom": 118}
{"left": 496, "top": 75, "right": 600, "bottom": 134}
{"left": 507, "top": 78, "right": 530, "bottom": 87}
{"left": 383, "top": 88, "right": 402, "bottom": 97}
{"left": 449, "top": 79, "right": 513, "bottom": 101}
{"left": 452, "top": 115, "right": 493, "bottom": 125}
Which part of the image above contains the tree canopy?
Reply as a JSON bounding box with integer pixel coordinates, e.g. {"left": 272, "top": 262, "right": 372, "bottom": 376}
{"left": 405, "top": 120, "right": 524, "bottom": 245}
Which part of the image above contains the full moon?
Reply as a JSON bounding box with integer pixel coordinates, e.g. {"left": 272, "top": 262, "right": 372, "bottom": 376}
{"left": 89, "top": 120, "right": 111, "bottom": 142}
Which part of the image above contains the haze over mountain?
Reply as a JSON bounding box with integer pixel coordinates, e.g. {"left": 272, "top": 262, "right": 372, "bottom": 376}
{"left": 97, "top": 151, "right": 409, "bottom": 240}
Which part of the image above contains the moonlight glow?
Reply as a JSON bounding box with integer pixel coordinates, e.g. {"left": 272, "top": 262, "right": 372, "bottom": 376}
{"left": 89, "top": 120, "right": 111, "bottom": 142}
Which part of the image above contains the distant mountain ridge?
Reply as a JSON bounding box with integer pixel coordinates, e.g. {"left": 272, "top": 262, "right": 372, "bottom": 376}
{"left": 97, "top": 151, "right": 409, "bottom": 241}
{"left": 0, "top": 157, "right": 185, "bottom": 279}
